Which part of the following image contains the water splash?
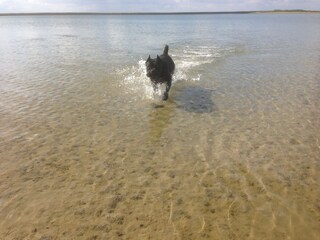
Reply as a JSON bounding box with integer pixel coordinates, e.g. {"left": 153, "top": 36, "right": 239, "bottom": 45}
{"left": 117, "top": 59, "right": 155, "bottom": 100}
{"left": 118, "top": 45, "right": 235, "bottom": 100}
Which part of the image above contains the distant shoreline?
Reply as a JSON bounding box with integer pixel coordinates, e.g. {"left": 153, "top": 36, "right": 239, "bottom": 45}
{"left": 0, "top": 10, "right": 319, "bottom": 16}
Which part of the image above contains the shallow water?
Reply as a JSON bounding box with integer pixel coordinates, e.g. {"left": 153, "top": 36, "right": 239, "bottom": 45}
{"left": 0, "top": 14, "right": 320, "bottom": 239}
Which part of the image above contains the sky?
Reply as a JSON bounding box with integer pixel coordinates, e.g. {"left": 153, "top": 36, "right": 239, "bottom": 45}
{"left": 0, "top": 0, "right": 319, "bottom": 13}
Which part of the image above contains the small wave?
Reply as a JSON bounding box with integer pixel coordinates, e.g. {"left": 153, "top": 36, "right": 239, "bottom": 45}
{"left": 173, "top": 45, "right": 224, "bottom": 81}
{"left": 29, "top": 37, "right": 46, "bottom": 41}
{"left": 58, "top": 34, "right": 77, "bottom": 38}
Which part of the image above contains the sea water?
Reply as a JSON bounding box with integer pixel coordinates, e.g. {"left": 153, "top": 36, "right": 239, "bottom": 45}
{"left": 0, "top": 14, "right": 319, "bottom": 239}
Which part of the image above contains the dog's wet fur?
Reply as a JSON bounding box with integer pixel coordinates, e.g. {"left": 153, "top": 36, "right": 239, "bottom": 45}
{"left": 146, "top": 45, "right": 175, "bottom": 101}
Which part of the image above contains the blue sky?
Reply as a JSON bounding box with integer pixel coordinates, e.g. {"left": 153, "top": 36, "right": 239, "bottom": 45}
{"left": 0, "top": 0, "right": 319, "bottom": 13}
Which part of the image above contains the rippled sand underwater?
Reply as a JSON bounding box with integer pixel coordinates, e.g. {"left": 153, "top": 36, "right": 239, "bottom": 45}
{"left": 0, "top": 14, "right": 320, "bottom": 239}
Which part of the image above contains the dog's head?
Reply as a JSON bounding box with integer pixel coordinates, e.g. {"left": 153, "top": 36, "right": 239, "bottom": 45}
{"left": 145, "top": 55, "right": 162, "bottom": 79}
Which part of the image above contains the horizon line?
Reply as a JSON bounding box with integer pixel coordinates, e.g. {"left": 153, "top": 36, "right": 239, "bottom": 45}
{"left": 0, "top": 9, "right": 320, "bottom": 16}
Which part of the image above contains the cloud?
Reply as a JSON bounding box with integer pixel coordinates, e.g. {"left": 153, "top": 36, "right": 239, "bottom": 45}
{"left": 0, "top": 0, "right": 319, "bottom": 13}
{"left": 0, "top": 0, "right": 84, "bottom": 12}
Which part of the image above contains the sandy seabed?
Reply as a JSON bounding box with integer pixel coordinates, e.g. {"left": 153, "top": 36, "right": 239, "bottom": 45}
{"left": 0, "top": 75, "right": 319, "bottom": 239}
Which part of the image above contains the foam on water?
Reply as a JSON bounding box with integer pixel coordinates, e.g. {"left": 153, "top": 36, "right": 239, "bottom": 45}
{"left": 118, "top": 45, "right": 233, "bottom": 100}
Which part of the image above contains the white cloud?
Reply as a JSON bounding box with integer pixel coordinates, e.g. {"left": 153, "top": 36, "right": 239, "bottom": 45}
{"left": 0, "top": 0, "right": 95, "bottom": 12}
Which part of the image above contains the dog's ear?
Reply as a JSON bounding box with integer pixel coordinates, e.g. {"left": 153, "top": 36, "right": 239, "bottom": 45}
{"left": 156, "top": 55, "right": 161, "bottom": 63}
{"left": 147, "top": 55, "right": 151, "bottom": 61}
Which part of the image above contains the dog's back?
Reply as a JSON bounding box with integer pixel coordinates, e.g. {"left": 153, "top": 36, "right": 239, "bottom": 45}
{"left": 160, "top": 45, "right": 175, "bottom": 75}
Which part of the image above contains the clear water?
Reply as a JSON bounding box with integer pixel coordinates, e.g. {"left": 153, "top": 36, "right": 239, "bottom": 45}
{"left": 0, "top": 14, "right": 319, "bottom": 239}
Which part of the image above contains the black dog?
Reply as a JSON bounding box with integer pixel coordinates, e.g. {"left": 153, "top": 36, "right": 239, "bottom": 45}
{"left": 146, "top": 45, "right": 175, "bottom": 101}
